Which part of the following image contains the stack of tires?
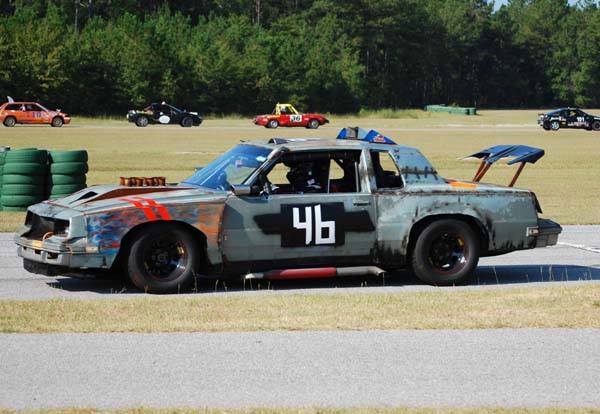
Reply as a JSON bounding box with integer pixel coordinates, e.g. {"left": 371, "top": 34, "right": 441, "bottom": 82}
{"left": 0, "top": 147, "right": 9, "bottom": 208}
{"left": 48, "top": 150, "right": 88, "bottom": 199}
{"left": 0, "top": 149, "right": 48, "bottom": 211}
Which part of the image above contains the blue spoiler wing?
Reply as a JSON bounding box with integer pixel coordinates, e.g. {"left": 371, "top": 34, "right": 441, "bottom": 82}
{"left": 465, "top": 144, "right": 545, "bottom": 186}
{"left": 337, "top": 127, "right": 396, "bottom": 144}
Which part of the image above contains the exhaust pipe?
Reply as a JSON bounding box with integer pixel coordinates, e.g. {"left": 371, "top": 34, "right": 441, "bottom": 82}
{"left": 245, "top": 266, "right": 385, "bottom": 280}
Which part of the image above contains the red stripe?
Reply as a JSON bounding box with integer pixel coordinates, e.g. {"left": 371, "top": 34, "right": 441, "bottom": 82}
{"left": 133, "top": 197, "right": 172, "bottom": 220}
{"left": 120, "top": 198, "right": 158, "bottom": 221}
{"left": 264, "top": 268, "right": 337, "bottom": 280}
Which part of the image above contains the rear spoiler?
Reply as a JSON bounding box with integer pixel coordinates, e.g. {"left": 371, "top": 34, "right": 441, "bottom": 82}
{"left": 463, "top": 145, "right": 545, "bottom": 187}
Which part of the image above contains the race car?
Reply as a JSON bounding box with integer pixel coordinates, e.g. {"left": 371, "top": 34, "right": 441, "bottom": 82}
{"left": 538, "top": 107, "right": 600, "bottom": 131}
{"left": 253, "top": 103, "right": 329, "bottom": 129}
{"left": 127, "top": 102, "right": 203, "bottom": 127}
{"left": 0, "top": 99, "right": 70, "bottom": 127}
{"left": 15, "top": 127, "right": 561, "bottom": 294}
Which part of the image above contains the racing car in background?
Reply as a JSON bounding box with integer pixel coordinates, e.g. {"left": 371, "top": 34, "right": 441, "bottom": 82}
{"left": 538, "top": 107, "right": 600, "bottom": 131}
{"left": 127, "top": 102, "right": 203, "bottom": 127}
{"left": 15, "top": 127, "right": 561, "bottom": 294}
{"left": 254, "top": 103, "right": 329, "bottom": 129}
{"left": 0, "top": 98, "right": 70, "bottom": 127}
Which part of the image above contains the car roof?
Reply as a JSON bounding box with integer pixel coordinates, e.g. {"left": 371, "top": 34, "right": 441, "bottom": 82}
{"left": 245, "top": 137, "right": 419, "bottom": 153}
{"left": 2, "top": 101, "right": 39, "bottom": 105}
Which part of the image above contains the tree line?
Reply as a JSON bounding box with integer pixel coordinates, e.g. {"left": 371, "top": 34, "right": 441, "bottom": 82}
{"left": 1, "top": 0, "right": 599, "bottom": 115}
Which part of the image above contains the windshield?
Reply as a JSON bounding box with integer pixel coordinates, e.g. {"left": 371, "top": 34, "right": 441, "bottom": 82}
{"left": 180, "top": 144, "right": 272, "bottom": 190}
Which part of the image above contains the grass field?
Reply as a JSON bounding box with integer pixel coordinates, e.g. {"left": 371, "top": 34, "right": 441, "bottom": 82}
{"left": 1, "top": 110, "right": 598, "bottom": 231}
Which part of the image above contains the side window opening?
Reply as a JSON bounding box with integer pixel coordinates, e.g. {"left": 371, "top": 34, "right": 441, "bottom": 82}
{"left": 261, "top": 151, "right": 361, "bottom": 194}
{"left": 371, "top": 150, "right": 404, "bottom": 190}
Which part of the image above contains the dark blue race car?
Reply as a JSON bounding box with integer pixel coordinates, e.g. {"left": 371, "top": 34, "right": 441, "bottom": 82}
{"left": 127, "top": 102, "right": 203, "bottom": 128}
{"left": 538, "top": 107, "right": 600, "bottom": 131}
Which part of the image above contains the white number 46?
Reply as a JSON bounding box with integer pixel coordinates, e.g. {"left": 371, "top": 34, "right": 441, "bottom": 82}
{"left": 293, "top": 205, "right": 335, "bottom": 245}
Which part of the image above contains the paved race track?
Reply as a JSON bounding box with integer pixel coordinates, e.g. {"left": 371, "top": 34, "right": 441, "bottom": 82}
{"left": 1, "top": 226, "right": 599, "bottom": 410}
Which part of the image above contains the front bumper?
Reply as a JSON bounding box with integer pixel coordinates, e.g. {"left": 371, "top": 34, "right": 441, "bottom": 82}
{"left": 16, "top": 236, "right": 110, "bottom": 270}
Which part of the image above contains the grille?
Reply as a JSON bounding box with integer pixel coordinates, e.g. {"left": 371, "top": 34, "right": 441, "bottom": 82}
{"left": 25, "top": 213, "right": 69, "bottom": 239}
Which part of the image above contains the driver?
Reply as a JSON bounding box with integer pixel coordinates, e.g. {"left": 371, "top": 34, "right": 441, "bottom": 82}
{"left": 287, "top": 161, "right": 326, "bottom": 193}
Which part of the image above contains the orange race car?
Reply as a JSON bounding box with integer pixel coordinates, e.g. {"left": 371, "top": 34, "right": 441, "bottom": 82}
{"left": 0, "top": 100, "right": 71, "bottom": 127}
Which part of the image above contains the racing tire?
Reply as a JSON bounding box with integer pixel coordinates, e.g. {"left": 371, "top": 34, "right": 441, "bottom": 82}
{"left": 592, "top": 120, "right": 600, "bottom": 131}
{"left": 267, "top": 119, "right": 279, "bottom": 129}
{"left": 51, "top": 116, "right": 64, "bottom": 127}
{"left": 1, "top": 184, "right": 45, "bottom": 196}
{"left": 550, "top": 120, "right": 560, "bottom": 131}
{"left": 181, "top": 117, "right": 193, "bottom": 128}
{"left": 2, "top": 174, "right": 45, "bottom": 185}
{"left": 126, "top": 223, "right": 200, "bottom": 294}
{"left": 50, "top": 162, "right": 88, "bottom": 175}
{"left": 135, "top": 116, "right": 149, "bottom": 127}
{"left": 0, "top": 194, "right": 44, "bottom": 207}
{"left": 411, "top": 219, "right": 480, "bottom": 286}
{"left": 49, "top": 174, "right": 86, "bottom": 185}
{"left": 542, "top": 125, "right": 550, "bottom": 131}
{"left": 5, "top": 149, "right": 47, "bottom": 164}
{"left": 307, "top": 119, "right": 320, "bottom": 129}
{"left": 3, "top": 162, "right": 48, "bottom": 176}
{"left": 49, "top": 150, "right": 88, "bottom": 163}
{"left": 50, "top": 183, "right": 86, "bottom": 195}
{"left": 3, "top": 116, "right": 16, "bottom": 127}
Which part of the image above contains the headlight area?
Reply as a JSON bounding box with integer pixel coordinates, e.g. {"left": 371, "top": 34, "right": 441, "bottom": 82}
{"left": 23, "top": 212, "right": 70, "bottom": 239}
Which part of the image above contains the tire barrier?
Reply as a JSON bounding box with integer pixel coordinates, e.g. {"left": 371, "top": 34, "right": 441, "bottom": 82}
{"left": 0, "top": 148, "right": 89, "bottom": 210}
{"left": 0, "top": 148, "right": 48, "bottom": 211}
{"left": 47, "top": 150, "right": 88, "bottom": 199}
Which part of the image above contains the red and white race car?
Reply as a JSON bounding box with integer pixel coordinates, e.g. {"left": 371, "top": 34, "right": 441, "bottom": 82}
{"left": 253, "top": 103, "right": 329, "bottom": 129}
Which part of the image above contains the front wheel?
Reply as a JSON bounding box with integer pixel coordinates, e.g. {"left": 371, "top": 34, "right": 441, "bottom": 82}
{"left": 126, "top": 223, "right": 200, "bottom": 293}
{"left": 51, "top": 116, "right": 64, "bottom": 127}
{"left": 550, "top": 120, "right": 560, "bottom": 131}
{"left": 307, "top": 119, "right": 320, "bottom": 129}
{"left": 592, "top": 120, "right": 600, "bottom": 131}
{"left": 135, "top": 116, "right": 149, "bottom": 127}
{"left": 3, "top": 116, "right": 16, "bottom": 127}
{"left": 181, "top": 117, "right": 193, "bottom": 127}
{"left": 267, "top": 119, "right": 279, "bottom": 129}
{"left": 411, "top": 219, "right": 480, "bottom": 286}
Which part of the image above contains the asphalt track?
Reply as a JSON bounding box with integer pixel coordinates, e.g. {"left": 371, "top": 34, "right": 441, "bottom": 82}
{"left": 1, "top": 226, "right": 599, "bottom": 410}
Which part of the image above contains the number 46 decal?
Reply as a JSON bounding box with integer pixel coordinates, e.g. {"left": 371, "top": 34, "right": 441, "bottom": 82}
{"left": 293, "top": 205, "right": 335, "bottom": 245}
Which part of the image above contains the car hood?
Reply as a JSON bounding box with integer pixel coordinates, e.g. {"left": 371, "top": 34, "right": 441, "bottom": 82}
{"left": 44, "top": 185, "right": 227, "bottom": 214}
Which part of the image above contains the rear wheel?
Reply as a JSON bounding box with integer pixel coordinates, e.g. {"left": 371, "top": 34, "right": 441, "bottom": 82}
{"left": 307, "top": 119, "right": 320, "bottom": 129}
{"left": 411, "top": 219, "right": 480, "bottom": 286}
{"left": 135, "top": 116, "right": 149, "bottom": 127}
{"left": 268, "top": 119, "right": 279, "bottom": 129}
{"left": 51, "top": 116, "right": 64, "bottom": 127}
{"left": 3, "top": 116, "right": 16, "bottom": 127}
{"left": 550, "top": 120, "right": 560, "bottom": 131}
{"left": 592, "top": 120, "right": 600, "bottom": 131}
{"left": 181, "top": 117, "right": 193, "bottom": 128}
{"left": 126, "top": 223, "right": 200, "bottom": 293}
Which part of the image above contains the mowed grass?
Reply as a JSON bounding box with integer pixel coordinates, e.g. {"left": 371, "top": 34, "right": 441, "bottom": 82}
{"left": 1, "top": 284, "right": 599, "bottom": 333}
{"left": 0, "top": 407, "right": 600, "bottom": 414}
{"left": 0, "top": 109, "right": 598, "bottom": 231}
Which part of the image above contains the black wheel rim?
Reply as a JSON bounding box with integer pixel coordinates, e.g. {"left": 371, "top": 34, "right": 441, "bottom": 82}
{"left": 142, "top": 235, "right": 187, "bottom": 281}
{"left": 427, "top": 231, "right": 468, "bottom": 275}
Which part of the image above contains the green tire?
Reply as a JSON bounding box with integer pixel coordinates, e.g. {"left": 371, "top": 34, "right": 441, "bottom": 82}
{"left": 0, "top": 206, "right": 27, "bottom": 212}
{"left": 0, "top": 194, "right": 45, "bottom": 207}
{"left": 0, "top": 152, "right": 6, "bottom": 166}
{"left": 50, "top": 184, "right": 86, "bottom": 195}
{"left": 3, "top": 162, "right": 48, "bottom": 176}
{"left": 49, "top": 150, "right": 88, "bottom": 163}
{"left": 50, "top": 162, "right": 88, "bottom": 175}
{"left": 5, "top": 149, "right": 48, "bottom": 164}
{"left": 2, "top": 174, "right": 46, "bottom": 185}
{"left": 49, "top": 174, "right": 86, "bottom": 185}
{"left": 1, "top": 184, "right": 45, "bottom": 196}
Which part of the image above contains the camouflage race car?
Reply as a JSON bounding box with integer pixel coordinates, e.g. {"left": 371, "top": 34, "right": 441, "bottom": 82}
{"left": 127, "top": 102, "right": 203, "bottom": 127}
{"left": 0, "top": 100, "right": 70, "bottom": 127}
{"left": 538, "top": 107, "right": 600, "bottom": 131}
{"left": 15, "top": 128, "right": 561, "bottom": 293}
{"left": 254, "top": 103, "right": 329, "bottom": 129}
